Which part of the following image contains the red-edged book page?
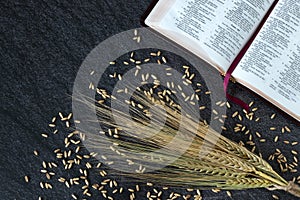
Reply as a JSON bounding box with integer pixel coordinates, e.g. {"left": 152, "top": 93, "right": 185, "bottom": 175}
{"left": 144, "top": 0, "right": 275, "bottom": 73}
{"left": 233, "top": 0, "right": 300, "bottom": 121}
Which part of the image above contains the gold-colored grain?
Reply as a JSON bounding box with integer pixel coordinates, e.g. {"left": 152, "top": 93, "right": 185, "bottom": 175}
{"left": 71, "top": 194, "right": 77, "bottom": 199}
{"left": 24, "top": 175, "right": 29, "bottom": 183}
{"left": 270, "top": 113, "right": 276, "bottom": 119}
{"left": 39, "top": 182, "right": 44, "bottom": 189}
{"left": 226, "top": 191, "right": 232, "bottom": 197}
{"left": 34, "top": 150, "right": 39, "bottom": 156}
{"left": 284, "top": 126, "right": 291, "bottom": 132}
{"left": 232, "top": 111, "right": 238, "bottom": 118}
{"left": 291, "top": 150, "right": 298, "bottom": 155}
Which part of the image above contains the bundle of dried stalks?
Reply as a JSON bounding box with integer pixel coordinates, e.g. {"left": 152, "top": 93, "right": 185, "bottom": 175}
{"left": 76, "top": 84, "right": 300, "bottom": 198}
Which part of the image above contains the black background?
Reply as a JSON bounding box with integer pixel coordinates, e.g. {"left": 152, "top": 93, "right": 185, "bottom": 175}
{"left": 1, "top": 0, "right": 299, "bottom": 199}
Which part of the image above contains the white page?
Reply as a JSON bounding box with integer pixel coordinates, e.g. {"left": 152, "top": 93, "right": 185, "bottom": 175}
{"left": 233, "top": 0, "right": 300, "bottom": 120}
{"left": 146, "top": 0, "right": 274, "bottom": 72}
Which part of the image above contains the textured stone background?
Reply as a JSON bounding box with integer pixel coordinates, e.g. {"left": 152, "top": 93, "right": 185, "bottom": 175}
{"left": 0, "top": 0, "right": 299, "bottom": 199}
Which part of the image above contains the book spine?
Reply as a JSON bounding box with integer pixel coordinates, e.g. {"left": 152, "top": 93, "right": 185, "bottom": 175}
{"left": 224, "top": 0, "right": 279, "bottom": 112}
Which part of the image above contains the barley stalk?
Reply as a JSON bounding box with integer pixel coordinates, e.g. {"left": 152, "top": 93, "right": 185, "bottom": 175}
{"left": 74, "top": 84, "right": 300, "bottom": 197}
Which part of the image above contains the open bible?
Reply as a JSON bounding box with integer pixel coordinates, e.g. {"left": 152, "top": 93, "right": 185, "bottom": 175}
{"left": 143, "top": 0, "right": 300, "bottom": 121}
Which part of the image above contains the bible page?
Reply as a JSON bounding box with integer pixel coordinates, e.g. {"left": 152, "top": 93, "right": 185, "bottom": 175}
{"left": 145, "top": 0, "right": 274, "bottom": 72}
{"left": 233, "top": 0, "right": 300, "bottom": 121}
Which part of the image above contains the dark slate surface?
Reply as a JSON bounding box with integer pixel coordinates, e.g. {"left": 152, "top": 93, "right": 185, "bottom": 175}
{"left": 0, "top": 0, "right": 299, "bottom": 199}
